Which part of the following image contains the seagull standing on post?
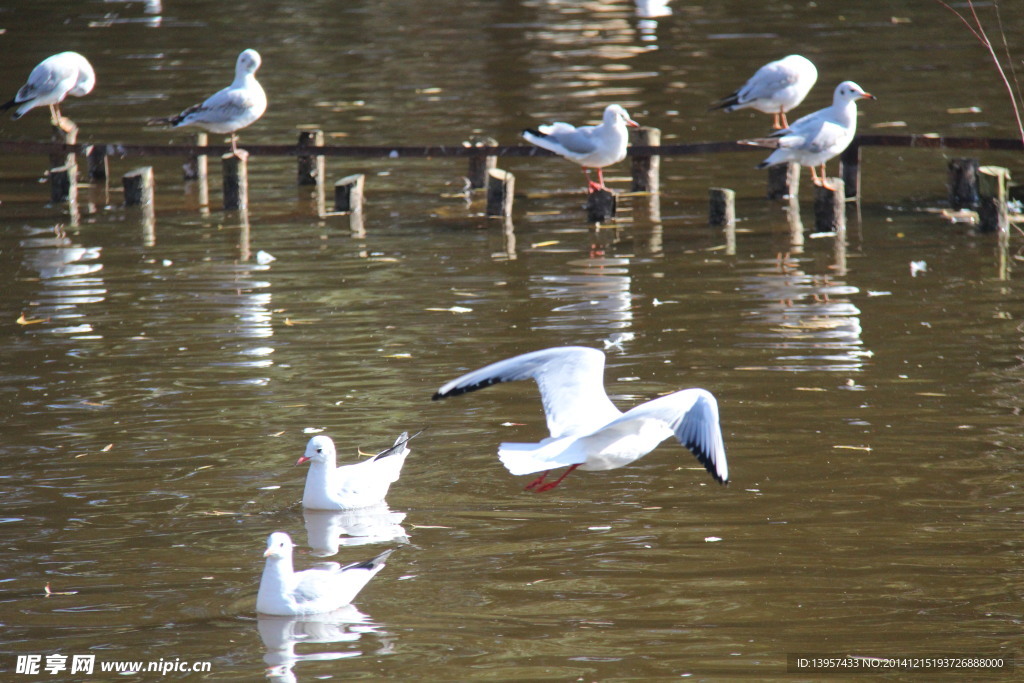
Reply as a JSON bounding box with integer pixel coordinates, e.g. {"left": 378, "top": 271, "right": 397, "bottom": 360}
{"left": 1, "top": 52, "right": 95, "bottom": 132}
{"left": 148, "top": 49, "right": 266, "bottom": 157}
{"left": 741, "top": 80, "right": 876, "bottom": 190}
{"left": 522, "top": 104, "right": 639, "bottom": 192}
{"left": 711, "top": 54, "right": 818, "bottom": 130}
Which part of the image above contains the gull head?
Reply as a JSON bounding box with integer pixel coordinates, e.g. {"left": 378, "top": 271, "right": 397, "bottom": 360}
{"left": 603, "top": 104, "right": 639, "bottom": 129}
{"left": 64, "top": 52, "right": 96, "bottom": 97}
{"left": 237, "top": 49, "right": 262, "bottom": 76}
{"left": 296, "top": 435, "right": 336, "bottom": 467}
{"left": 834, "top": 80, "right": 876, "bottom": 104}
{"left": 263, "top": 531, "right": 294, "bottom": 560}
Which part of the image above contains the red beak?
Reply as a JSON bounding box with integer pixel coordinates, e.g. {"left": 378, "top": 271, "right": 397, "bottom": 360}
{"left": 295, "top": 455, "right": 310, "bottom": 466}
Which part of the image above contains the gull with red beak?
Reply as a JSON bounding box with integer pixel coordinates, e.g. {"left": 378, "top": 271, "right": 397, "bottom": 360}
{"left": 741, "top": 80, "right": 876, "bottom": 190}
{"left": 523, "top": 104, "right": 640, "bottom": 192}
{"left": 296, "top": 432, "right": 416, "bottom": 510}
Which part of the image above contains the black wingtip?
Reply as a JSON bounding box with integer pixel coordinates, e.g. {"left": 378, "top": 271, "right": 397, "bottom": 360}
{"left": 433, "top": 376, "right": 506, "bottom": 402}
{"left": 349, "top": 548, "right": 394, "bottom": 570}
{"left": 373, "top": 429, "right": 425, "bottom": 459}
{"left": 522, "top": 127, "right": 546, "bottom": 139}
{"left": 0, "top": 98, "right": 16, "bottom": 113}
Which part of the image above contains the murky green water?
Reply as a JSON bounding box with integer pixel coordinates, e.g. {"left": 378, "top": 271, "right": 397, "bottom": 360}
{"left": 1, "top": 1, "right": 1022, "bottom": 680}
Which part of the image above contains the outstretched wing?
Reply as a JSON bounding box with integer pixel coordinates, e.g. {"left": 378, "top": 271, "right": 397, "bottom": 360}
{"left": 433, "top": 346, "right": 622, "bottom": 439}
{"left": 603, "top": 388, "right": 728, "bottom": 484}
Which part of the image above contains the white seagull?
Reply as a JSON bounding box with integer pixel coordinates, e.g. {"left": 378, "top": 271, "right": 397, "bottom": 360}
{"left": 741, "top": 80, "right": 875, "bottom": 189}
{"left": 297, "top": 432, "right": 416, "bottom": 510}
{"left": 148, "top": 49, "right": 266, "bottom": 155}
{"left": 1, "top": 52, "right": 95, "bottom": 131}
{"left": 522, "top": 104, "right": 639, "bottom": 192}
{"left": 432, "top": 346, "right": 728, "bottom": 492}
{"left": 711, "top": 54, "right": 818, "bottom": 130}
{"left": 256, "top": 532, "right": 393, "bottom": 616}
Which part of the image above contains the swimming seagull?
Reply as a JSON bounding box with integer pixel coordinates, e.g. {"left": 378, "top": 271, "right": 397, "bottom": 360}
{"left": 256, "top": 532, "right": 393, "bottom": 616}
{"left": 432, "top": 346, "right": 728, "bottom": 491}
{"left": 711, "top": 54, "right": 817, "bottom": 130}
{"left": 148, "top": 49, "right": 266, "bottom": 156}
{"left": 522, "top": 104, "right": 639, "bottom": 192}
{"left": 297, "top": 432, "right": 417, "bottom": 510}
{"left": 1, "top": 52, "right": 95, "bottom": 131}
{"left": 740, "top": 80, "right": 875, "bottom": 189}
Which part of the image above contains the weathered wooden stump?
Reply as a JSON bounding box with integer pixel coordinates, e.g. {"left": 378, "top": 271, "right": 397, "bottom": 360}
{"left": 977, "top": 165, "right": 1010, "bottom": 233}
{"left": 222, "top": 152, "right": 248, "bottom": 210}
{"left": 334, "top": 173, "right": 365, "bottom": 213}
{"left": 767, "top": 161, "right": 800, "bottom": 199}
{"left": 839, "top": 140, "right": 861, "bottom": 201}
{"left": 586, "top": 189, "right": 616, "bottom": 223}
{"left": 49, "top": 123, "right": 78, "bottom": 203}
{"left": 630, "top": 126, "right": 660, "bottom": 193}
{"left": 184, "top": 132, "right": 208, "bottom": 181}
{"left": 813, "top": 178, "right": 845, "bottom": 233}
{"left": 297, "top": 129, "right": 325, "bottom": 186}
{"left": 123, "top": 167, "right": 155, "bottom": 207}
{"left": 467, "top": 136, "right": 498, "bottom": 190}
{"left": 708, "top": 187, "right": 735, "bottom": 228}
{"left": 86, "top": 145, "right": 108, "bottom": 184}
{"left": 948, "top": 157, "right": 980, "bottom": 209}
{"left": 50, "top": 165, "right": 77, "bottom": 203}
{"left": 486, "top": 168, "right": 514, "bottom": 217}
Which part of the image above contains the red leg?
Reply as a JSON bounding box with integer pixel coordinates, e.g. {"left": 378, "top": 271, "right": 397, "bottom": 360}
{"left": 584, "top": 168, "right": 602, "bottom": 193}
{"left": 532, "top": 464, "right": 580, "bottom": 492}
{"left": 524, "top": 471, "right": 550, "bottom": 491}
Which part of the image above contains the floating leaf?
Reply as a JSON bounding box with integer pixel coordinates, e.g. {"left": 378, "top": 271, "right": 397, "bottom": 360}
{"left": 16, "top": 313, "right": 48, "bottom": 326}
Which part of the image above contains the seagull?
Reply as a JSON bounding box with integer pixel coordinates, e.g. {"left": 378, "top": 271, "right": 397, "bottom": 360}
{"left": 711, "top": 54, "right": 817, "bottom": 130}
{"left": 1, "top": 52, "right": 95, "bottom": 131}
{"left": 297, "top": 432, "right": 417, "bottom": 510}
{"left": 148, "top": 49, "right": 266, "bottom": 156}
{"left": 740, "top": 80, "right": 875, "bottom": 189}
{"left": 522, "top": 104, "right": 639, "bottom": 192}
{"left": 432, "top": 346, "right": 728, "bottom": 492}
{"left": 256, "top": 532, "right": 393, "bottom": 616}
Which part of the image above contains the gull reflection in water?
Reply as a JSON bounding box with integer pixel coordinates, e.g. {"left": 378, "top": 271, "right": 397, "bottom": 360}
{"left": 259, "top": 605, "right": 390, "bottom": 682}
{"left": 20, "top": 230, "right": 105, "bottom": 337}
{"left": 304, "top": 506, "right": 409, "bottom": 556}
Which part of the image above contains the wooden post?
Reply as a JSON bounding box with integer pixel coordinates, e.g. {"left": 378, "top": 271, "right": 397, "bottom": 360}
{"left": 948, "top": 158, "right": 980, "bottom": 209}
{"left": 467, "top": 136, "right": 497, "bottom": 190}
{"left": 767, "top": 161, "right": 800, "bottom": 199}
{"left": 977, "top": 165, "right": 1010, "bottom": 233}
{"left": 123, "top": 167, "right": 155, "bottom": 207}
{"left": 586, "top": 189, "right": 616, "bottom": 223}
{"left": 334, "top": 173, "right": 365, "bottom": 213}
{"left": 297, "top": 129, "right": 325, "bottom": 186}
{"left": 184, "top": 132, "right": 208, "bottom": 180}
{"left": 630, "top": 126, "right": 660, "bottom": 193}
{"left": 50, "top": 165, "right": 77, "bottom": 203}
{"left": 708, "top": 187, "right": 735, "bottom": 227}
{"left": 50, "top": 122, "right": 77, "bottom": 169}
{"left": 486, "top": 168, "right": 514, "bottom": 217}
{"left": 86, "top": 145, "right": 108, "bottom": 183}
{"left": 813, "top": 179, "right": 845, "bottom": 233}
{"left": 222, "top": 152, "right": 248, "bottom": 211}
{"left": 50, "top": 123, "right": 78, "bottom": 203}
{"left": 709, "top": 188, "right": 736, "bottom": 255}
{"left": 839, "top": 140, "right": 861, "bottom": 200}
